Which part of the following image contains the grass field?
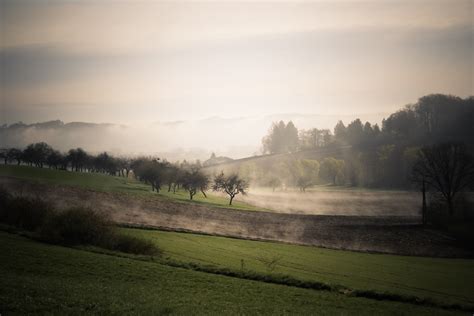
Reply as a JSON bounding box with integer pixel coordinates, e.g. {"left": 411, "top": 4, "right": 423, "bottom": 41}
{"left": 0, "top": 231, "right": 463, "bottom": 315}
{"left": 122, "top": 228, "right": 474, "bottom": 307}
{"left": 2, "top": 164, "right": 474, "bottom": 313}
{"left": 0, "top": 164, "right": 258, "bottom": 211}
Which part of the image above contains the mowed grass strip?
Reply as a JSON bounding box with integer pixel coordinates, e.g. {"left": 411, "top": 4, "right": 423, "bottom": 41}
{"left": 122, "top": 228, "right": 474, "bottom": 307}
{"left": 0, "top": 164, "right": 149, "bottom": 193}
{"left": 0, "top": 232, "right": 461, "bottom": 315}
{"left": 0, "top": 165, "right": 259, "bottom": 210}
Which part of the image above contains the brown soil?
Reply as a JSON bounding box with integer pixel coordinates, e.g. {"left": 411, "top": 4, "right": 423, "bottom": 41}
{"left": 2, "top": 177, "right": 471, "bottom": 258}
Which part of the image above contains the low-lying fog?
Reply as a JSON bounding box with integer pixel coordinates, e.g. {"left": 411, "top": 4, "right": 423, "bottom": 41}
{"left": 0, "top": 112, "right": 385, "bottom": 161}
{"left": 240, "top": 188, "right": 420, "bottom": 217}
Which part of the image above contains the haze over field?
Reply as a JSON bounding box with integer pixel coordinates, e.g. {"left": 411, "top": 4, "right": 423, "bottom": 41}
{"left": 1, "top": 0, "right": 472, "bottom": 158}
{"left": 0, "top": 112, "right": 386, "bottom": 159}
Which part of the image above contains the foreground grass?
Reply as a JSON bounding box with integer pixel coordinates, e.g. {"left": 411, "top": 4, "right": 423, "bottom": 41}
{"left": 0, "top": 164, "right": 258, "bottom": 211}
{"left": 0, "top": 232, "right": 461, "bottom": 315}
{"left": 123, "top": 228, "right": 474, "bottom": 307}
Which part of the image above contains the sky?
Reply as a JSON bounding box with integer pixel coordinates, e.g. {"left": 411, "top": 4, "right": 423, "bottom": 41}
{"left": 1, "top": 0, "right": 473, "bottom": 127}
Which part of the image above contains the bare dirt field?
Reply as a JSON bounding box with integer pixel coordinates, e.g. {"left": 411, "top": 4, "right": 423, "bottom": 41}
{"left": 2, "top": 177, "right": 471, "bottom": 258}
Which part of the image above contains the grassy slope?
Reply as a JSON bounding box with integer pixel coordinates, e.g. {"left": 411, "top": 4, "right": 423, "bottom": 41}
{"left": 2, "top": 165, "right": 473, "bottom": 311}
{"left": 0, "top": 232, "right": 459, "bottom": 315}
{"left": 123, "top": 228, "right": 474, "bottom": 307}
{"left": 0, "top": 165, "right": 257, "bottom": 210}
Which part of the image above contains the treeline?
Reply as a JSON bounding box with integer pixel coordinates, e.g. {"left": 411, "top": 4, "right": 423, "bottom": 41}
{"left": 0, "top": 142, "right": 132, "bottom": 177}
{"left": 260, "top": 94, "right": 474, "bottom": 188}
{"left": 0, "top": 143, "right": 248, "bottom": 205}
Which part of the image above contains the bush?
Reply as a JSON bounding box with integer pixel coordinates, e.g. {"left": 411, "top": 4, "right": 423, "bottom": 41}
{"left": 38, "top": 207, "right": 161, "bottom": 255}
{"left": 0, "top": 192, "right": 161, "bottom": 256}
{"left": 39, "top": 207, "right": 113, "bottom": 246}
{"left": 0, "top": 187, "right": 12, "bottom": 211}
{"left": 106, "top": 233, "right": 161, "bottom": 256}
{"left": 0, "top": 189, "right": 53, "bottom": 231}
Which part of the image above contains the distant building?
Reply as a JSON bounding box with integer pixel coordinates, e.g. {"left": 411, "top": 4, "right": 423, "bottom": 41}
{"left": 203, "top": 152, "right": 233, "bottom": 167}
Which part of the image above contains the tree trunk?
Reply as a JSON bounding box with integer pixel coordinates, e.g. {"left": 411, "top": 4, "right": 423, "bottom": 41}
{"left": 201, "top": 189, "right": 207, "bottom": 198}
{"left": 447, "top": 197, "right": 454, "bottom": 216}
{"left": 229, "top": 195, "right": 234, "bottom": 205}
{"left": 421, "top": 178, "right": 427, "bottom": 225}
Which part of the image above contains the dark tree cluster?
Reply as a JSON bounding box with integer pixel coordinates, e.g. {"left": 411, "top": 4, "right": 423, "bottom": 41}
{"left": 412, "top": 143, "right": 474, "bottom": 220}
{"left": 0, "top": 142, "right": 132, "bottom": 177}
{"left": 131, "top": 158, "right": 203, "bottom": 194}
{"left": 260, "top": 94, "right": 474, "bottom": 189}
{"left": 132, "top": 158, "right": 248, "bottom": 204}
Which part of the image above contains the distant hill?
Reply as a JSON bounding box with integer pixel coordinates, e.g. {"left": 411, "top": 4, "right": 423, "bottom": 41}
{"left": 202, "top": 145, "right": 351, "bottom": 174}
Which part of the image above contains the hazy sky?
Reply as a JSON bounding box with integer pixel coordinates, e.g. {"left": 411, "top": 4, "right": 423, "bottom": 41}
{"left": 1, "top": 0, "right": 473, "bottom": 125}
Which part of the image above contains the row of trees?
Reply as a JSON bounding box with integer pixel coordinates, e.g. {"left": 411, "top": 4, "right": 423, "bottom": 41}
{"left": 0, "top": 142, "right": 249, "bottom": 205}
{"left": 0, "top": 142, "right": 131, "bottom": 177}
{"left": 131, "top": 157, "right": 248, "bottom": 204}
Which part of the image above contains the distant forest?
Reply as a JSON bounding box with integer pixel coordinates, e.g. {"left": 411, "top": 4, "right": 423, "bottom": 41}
{"left": 258, "top": 94, "right": 473, "bottom": 189}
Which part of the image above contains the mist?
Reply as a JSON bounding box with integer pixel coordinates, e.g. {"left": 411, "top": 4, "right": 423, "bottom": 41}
{"left": 0, "top": 111, "right": 386, "bottom": 160}
{"left": 240, "top": 188, "right": 419, "bottom": 217}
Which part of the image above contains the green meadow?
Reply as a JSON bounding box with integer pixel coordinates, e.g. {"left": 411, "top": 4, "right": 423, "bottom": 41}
{"left": 0, "top": 232, "right": 464, "bottom": 315}
{"left": 1, "top": 164, "right": 473, "bottom": 314}
{"left": 123, "top": 228, "right": 474, "bottom": 308}
{"left": 0, "top": 164, "right": 257, "bottom": 210}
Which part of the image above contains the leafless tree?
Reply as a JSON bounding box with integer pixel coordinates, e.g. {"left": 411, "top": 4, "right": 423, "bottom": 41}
{"left": 412, "top": 143, "right": 474, "bottom": 216}
{"left": 212, "top": 172, "right": 248, "bottom": 205}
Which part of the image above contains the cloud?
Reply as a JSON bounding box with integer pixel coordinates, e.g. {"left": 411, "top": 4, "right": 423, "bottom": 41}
{"left": 1, "top": 0, "right": 472, "bottom": 123}
{"left": 2, "top": 24, "right": 471, "bottom": 85}
{"left": 0, "top": 44, "right": 128, "bottom": 87}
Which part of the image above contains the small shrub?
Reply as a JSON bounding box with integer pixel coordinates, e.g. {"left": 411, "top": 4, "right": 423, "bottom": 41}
{"left": 0, "top": 187, "right": 12, "bottom": 211}
{"left": 0, "top": 189, "right": 53, "bottom": 231}
{"left": 40, "top": 207, "right": 113, "bottom": 246}
{"left": 106, "top": 233, "right": 161, "bottom": 256}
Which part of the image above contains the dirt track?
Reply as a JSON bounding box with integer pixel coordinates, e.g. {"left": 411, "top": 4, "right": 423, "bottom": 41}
{"left": 2, "top": 177, "right": 471, "bottom": 258}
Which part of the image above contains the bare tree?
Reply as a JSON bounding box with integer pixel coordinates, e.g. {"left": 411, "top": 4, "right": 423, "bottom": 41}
{"left": 7, "top": 148, "right": 23, "bottom": 165}
{"left": 181, "top": 169, "right": 209, "bottom": 200}
{"left": 412, "top": 143, "right": 474, "bottom": 216}
{"left": 212, "top": 172, "right": 248, "bottom": 205}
